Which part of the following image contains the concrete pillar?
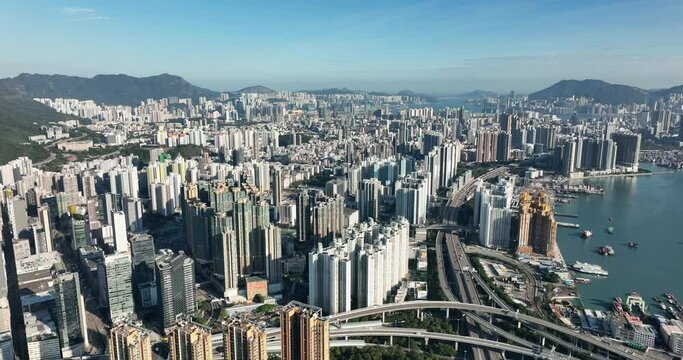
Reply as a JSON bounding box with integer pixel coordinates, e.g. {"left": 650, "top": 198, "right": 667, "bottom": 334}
{"left": 446, "top": 308, "right": 450, "bottom": 318}
{"left": 541, "top": 337, "right": 546, "bottom": 347}
{"left": 421, "top": 311, "right": 424, "bottom": 321}
{"left": 424, "top": 338, "right": 429, "bottom": 346}
{"left": 390, "top": 336, "right": 393, "bottom": 346}
{"left": 454, "top": 341, "right": 459, "bottom": 352}
{"left": 517, "top": 321, "right": 521, "bottom": 329}
{"left": 382, "top": 312, "right": 385, "bottom": 323}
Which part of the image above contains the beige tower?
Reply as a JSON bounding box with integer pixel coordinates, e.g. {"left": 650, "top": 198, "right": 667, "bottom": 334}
{"left": 109, "top": 323, "right": 153, "bottom": 360}
{"left": 280, "top": 302, "right": 329, "bottom": 360}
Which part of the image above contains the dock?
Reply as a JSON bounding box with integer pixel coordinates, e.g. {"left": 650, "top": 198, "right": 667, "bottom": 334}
{"left": 555, "top": 213, "right": 578, "bottom": 218}
{"left": 558, "top": 222, "right": 580, "bottom": 228}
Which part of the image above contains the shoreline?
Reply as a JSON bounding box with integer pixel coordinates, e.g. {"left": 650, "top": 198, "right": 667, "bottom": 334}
{"left": 580, "top": 170, "right": 680, "bottom": 179}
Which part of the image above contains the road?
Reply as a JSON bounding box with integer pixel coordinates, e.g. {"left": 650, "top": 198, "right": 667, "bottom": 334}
{"left": 327, "top": 301, "right": 645, "bottom": 359}
{"left": 464, "top": 245, "right": 544, "bottom": 316}
{"left": 437, "top": 166, "right": 509, "bottom": 360}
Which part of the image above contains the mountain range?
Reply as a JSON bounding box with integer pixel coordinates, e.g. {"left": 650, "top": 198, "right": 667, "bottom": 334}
{"left": 529, "top": 79, "right": 682, "bottom": 105}
{"left": 0, "top": 73, "right": 219, "bottom": 106}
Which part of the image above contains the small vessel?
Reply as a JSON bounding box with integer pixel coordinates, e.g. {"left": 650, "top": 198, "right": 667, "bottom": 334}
{"left": 660, "top": 303, "right": 667, "bottom": 310}
{"left": 575, "top": 277, "right": 592, "bottom": 284}
{"left": 581, "top": 230, "right": 593, "bottom": 239}
{"left": 607, "top": 226, "right": 614, "bottom": 234}
{"left": 598, "top": 246, "right": 615, "bottom": 256}
{"left": 628, "top": 242, "right": 639, "bottom": 248}
{"left": 571, "top": 261, "right": 608, "bottom": 276}
{"left": 654, "top": 297, "right": 662, "bottom": 303}
{"left": 609, "top": 217, "right": 613, "bottom": 222}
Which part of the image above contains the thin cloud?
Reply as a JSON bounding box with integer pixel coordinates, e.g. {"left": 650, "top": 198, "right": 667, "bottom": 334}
{"left": 60, "top": 6, "right": 110, "bottom": 21}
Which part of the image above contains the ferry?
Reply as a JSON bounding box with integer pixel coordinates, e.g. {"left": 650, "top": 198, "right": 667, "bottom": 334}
{"left": 581, "top": 230, "right": 593, "bottom": 239}
{"left": 571, "top": 261, "right": 608, "bottom": 276}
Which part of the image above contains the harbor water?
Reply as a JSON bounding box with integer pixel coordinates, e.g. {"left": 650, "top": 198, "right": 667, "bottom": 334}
{"left": 556, "top": 163, "right": 683, "bottom": 312}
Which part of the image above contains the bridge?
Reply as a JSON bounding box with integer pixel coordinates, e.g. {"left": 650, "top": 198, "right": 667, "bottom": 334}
{"left": 327, "top": 301, "right": 644, "bottom": 360}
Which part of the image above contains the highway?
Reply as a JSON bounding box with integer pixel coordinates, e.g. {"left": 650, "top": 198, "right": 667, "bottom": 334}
{"left": 432, "top": 166, "right": 644, "bottom": 359}
{"left": 464, "top": 245, "right": 544, "bottom": 316}
{"left": 438, "top": 166, "right": 510, "bottom": 360}
{"left": 328, "top": 301, "right": 645, "bottom": 360}
{"left": 328, "top": 327, "right": 567, "bottom": 360}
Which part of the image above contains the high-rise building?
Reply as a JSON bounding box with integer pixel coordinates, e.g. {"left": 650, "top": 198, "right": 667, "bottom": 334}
{"left": 223, "top": 319, "right": 267, "bottom": 360}
{"left": 155, "top": 250, "right": 196, "bottom": 332}
{"left": 169, "top": 320, "right": 212, "bottom": 360}
{"left": 358, "top": 178, "right": 381, "bottom": 221}
{"left": 395, "top": 172, "right": 430, "bottom": 226}
{"left": 109, "top": 323, "right": 153, "bottom": 360}
{"left": 100, "top": 253, "right": 135, "bottom": 321}
{"left": 130, "top": 234, "right": 156, "bottom": 309}
{"left": 112, "top": 211, "right": 128, "bottom": 253}
{"left": 296, "top": 190, "right": 311, "bottom": 243}
{"left": 53, "top": 272, "right": 87, "bottom": 351}
{"left": 213, "top": 230, "right": 239, "bottom": 298}
{"left": 308, "top": 243, "right": 352, "bottom": 315}
{"left": 280, "top": 302, "right": 329, "bottom": 360}
{"left": 261, "top": 224, "right": 282, "bottom": 292}
{"left": 612, "top": 132, "right": 641, "bottom": 171}
{"left": 517, "top": 191, "right": 557, "bottom": 257}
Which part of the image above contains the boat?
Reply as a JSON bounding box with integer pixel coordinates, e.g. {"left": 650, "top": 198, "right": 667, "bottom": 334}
{"left": 571, "top": 261, "right": 609, "bottom": 276}
{"left": 628, "top": 242, "right": 639, "bottom": 249}
{"left": 660, "top": 303, "right": 667, "bottom": 310}
{"left": 581, "top": 230, "right": 593, "bottom": 239}
{"left": 598, "top": 246, "right": 615, "bottom": 256}
{"left": 575, "top": 277, "right": 592, "bottom": 284}
{"left": 654, "top": 297, "right": 662, "bottom": 303}
{"left": 607, "top": 226, "right": 614, "bottom": 234}
{"left": 609, "top": 217, "right": 613, "bottom": 222}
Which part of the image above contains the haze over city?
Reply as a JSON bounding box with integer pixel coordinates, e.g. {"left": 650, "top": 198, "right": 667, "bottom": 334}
{"left": 2, "top": 0, "right": 683, "bottom": 93}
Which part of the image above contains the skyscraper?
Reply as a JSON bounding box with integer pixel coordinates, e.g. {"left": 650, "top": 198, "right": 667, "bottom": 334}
{"left": 100, "top": 253, "right": 134, "bottom": 321}
{"left": 223, "top": 319, "right": 267, "bottom": 360}
{"left": 612, "top": 132, "right": 641, "bottom": 171}
{"left": 358, "top": 178, "right": 381, "bottom": 221}
{"left": 112, "top": 211, "right": 128, "bottom": 253}
{"left": 169, "top": 320, "right": 213, "bottom": 360}
{"left": 109, "top": 323, "right": 153, "bottom": 360}
{"left": 280, "top": 302, "right": 329, "bottom": 360}
{"left": 53, "top": 272, "right": 86, "bottom": 350}
{"left": 516, "top": 191, "right": 557, "bottom": 257}
{"left": 213, "top": 230, "right": 239, "bottom": 298}
{"left": 155, "top": 250, "right": 196, "bottom": 332}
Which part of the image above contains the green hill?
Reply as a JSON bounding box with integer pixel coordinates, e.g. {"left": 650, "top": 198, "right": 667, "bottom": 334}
{"left": 0, "top": 95, "right": 73, "bottom": 163}
{"left": 529, "top": 79, "right": 649, "bottom": 104}
{"left": 0, "top": 73, "right": 219, "bottom": 106}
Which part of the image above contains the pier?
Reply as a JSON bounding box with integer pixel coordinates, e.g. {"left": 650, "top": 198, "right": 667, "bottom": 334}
{"left": 555, "top": 213, "right": 578, "bottom": 218}
{"left": 557, "top": 222, "right": 580, "bottom": 228}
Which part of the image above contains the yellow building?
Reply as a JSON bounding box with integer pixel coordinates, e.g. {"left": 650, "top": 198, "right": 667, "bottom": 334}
{"left": 280, "top": 302, "right": 329, "bottom": 360}
{"left": 170, "top": 320, "right": 213, "bottom": 360}
{"left": 223, "top": 319, "right": 267, "bottom": 360}
{"left": 109, "top": 323, "right": 153, "bottom": 360}
{"left": 516, "top": 190, "right": 557, "bottom": 257}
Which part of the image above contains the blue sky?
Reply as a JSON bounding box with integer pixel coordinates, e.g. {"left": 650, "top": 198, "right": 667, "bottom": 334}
{"left": 1, "top": 0, "right": 683, "bottom": 94}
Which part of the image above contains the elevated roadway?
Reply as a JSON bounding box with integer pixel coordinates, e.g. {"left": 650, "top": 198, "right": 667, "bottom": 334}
{"left": 328, "top": 301, "right": 645, "bottom": 360}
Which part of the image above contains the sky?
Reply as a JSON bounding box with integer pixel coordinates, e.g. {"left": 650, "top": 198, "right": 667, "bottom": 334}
{"left": 1, "top": 0, "right": 683, "bottom": 94}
